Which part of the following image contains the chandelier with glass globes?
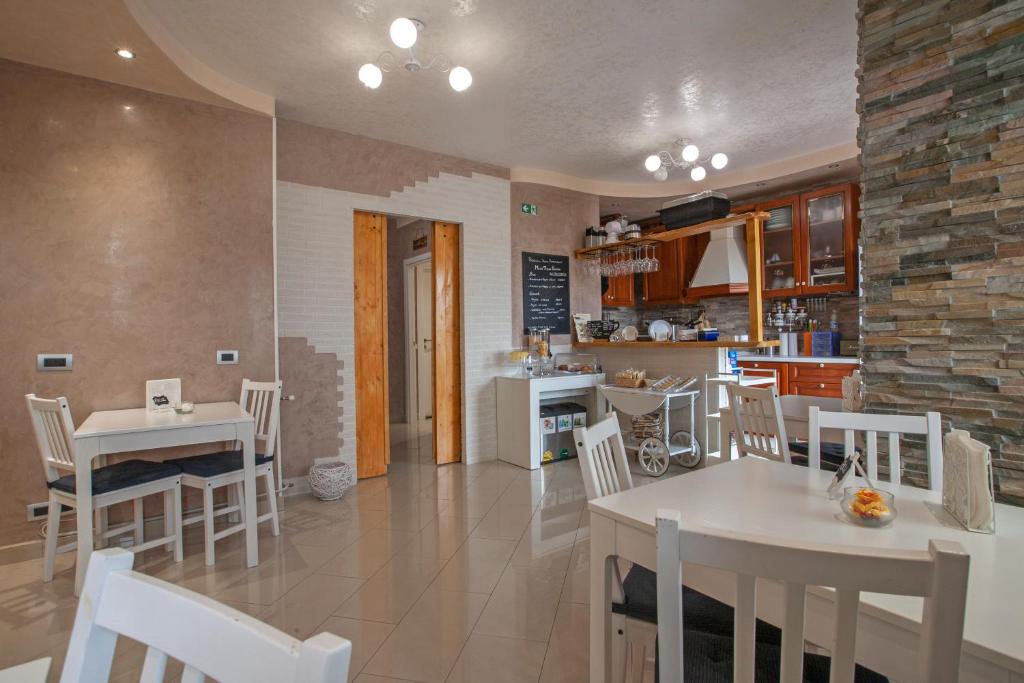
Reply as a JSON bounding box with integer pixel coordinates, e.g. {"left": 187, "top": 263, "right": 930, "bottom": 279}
{"left": 358, "top": 18, "right": 473, "bottom": 92}
{"left": 644, "top": 139, "right": 728, "bottom": 182}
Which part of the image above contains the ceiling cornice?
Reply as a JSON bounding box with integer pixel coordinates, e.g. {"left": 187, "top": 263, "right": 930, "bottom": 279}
{"left": 510, "top": 142, "right": 860, "bottom": 198}
{"left": 123, "top": 0, "right": 275, "bottom": 116}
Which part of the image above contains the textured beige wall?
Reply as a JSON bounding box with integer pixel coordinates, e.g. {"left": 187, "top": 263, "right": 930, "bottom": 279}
{"left": 277, "top": 119, "right": 509, "bottom": 196}
{"left": 278, "top": 338, "right": 343, "bottom": 479}
{"left": 511, "top": 182, "right": 602, "bottom": 346}
{"left": 0, "top": 60, "right": 275, "bottom": 545}
{"left": 387, "top": 219, "right": 432, "bottom": 424}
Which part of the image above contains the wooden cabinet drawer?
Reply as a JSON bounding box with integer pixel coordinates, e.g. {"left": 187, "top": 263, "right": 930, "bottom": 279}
{"left": 788, "top": 362, "right": 858, "bottom": 382}
{"left": 736, "top": 361, "right": 789, "bottom": 394}
{"left": 790, "top": 379, "right": 843, "bottom": 398}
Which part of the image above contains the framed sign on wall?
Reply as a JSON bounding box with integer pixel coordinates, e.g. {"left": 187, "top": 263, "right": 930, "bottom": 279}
{"left": 522, "top": 252, "right": 570, "bottom": 335}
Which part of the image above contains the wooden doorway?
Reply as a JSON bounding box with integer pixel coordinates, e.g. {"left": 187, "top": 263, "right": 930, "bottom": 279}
{"left": 432, "top": 221, "right": 462, "bottom": 465}
{"left": 354, "top": 213, "right": 462, "bottom": 477}
{"left": 354, "top": 211, "right": 390, "bottom": 478}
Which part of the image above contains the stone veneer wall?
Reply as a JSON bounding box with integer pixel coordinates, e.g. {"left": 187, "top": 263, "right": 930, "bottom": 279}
{"left": 858, "top": 0, "right": 1024, "bottom": 499}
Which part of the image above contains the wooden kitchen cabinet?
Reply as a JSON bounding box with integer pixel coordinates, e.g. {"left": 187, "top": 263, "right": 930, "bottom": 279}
{"left": 755, "top": 183, "right": 860, "bottom": 298}
{"left": 640, "top": 226, "right": 710, "bottom": 306}
{"left": 738, "top": 360, "right": 857, "bottom": 398}
{"left": 736, "top": 360, "right": 789, "bottom": 394}
{"left": 602, "top": 253, "right": 635, "bottom": 307}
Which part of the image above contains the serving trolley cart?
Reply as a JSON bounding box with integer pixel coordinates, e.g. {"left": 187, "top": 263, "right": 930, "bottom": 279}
{"left": 599, "top": 383, "right": 701, "bottom": 476}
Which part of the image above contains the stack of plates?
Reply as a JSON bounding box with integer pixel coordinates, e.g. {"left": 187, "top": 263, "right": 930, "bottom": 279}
{"left": 765, "top": 211, "right": 791, "bottom": 232}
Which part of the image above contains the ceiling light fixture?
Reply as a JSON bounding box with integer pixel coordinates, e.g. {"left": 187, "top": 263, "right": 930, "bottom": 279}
{"left": 359, "top": 18, "right": 473, "bottom": 92}
{"left": 389, "top": 17, "right": 418, "bottom": 48}
{"left": 115, "top": 48, "right": 135, "bottom": 59}
{"left": 644, "top": 138, "right": 728, "bottom": 182}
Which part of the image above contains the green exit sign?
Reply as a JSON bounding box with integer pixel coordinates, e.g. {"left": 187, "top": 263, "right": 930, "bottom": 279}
{"left": 521, "top": 202, "right": 538, "bottom": 216}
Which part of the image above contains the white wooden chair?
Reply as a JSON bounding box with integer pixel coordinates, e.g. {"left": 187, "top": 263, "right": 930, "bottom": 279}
{"left": 808, "top": 407, "right": 943, "bottom": 491}
{"left": 726, "top": 384, "right": 791, "bottom": 463}
{"left": 166, "top": 380, "right": 282, "bottom": 565}
{"left": 60, "top": 548, "right": 352, "bottom": 682}
{"left": 655, "top": 509, "right": 969, "bottom": 683}
{"left": 573, "top": 414, "right": 653, "bottom": 681}
{"left": 25, "top": 395, "right": 183, "bottom": 583}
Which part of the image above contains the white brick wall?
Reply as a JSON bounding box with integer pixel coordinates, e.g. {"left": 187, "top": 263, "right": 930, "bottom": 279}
{"left": 277, "top": 173, "right": 512, "bottom": 466}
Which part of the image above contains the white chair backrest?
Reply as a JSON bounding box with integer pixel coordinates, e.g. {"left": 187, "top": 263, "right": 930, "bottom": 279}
{"left": 25, "top": 394, "right": 77, "bottom": 482}
{"left": 655, "top": 509, "right": 969, "bottom": 683}
{"left": 726, "top": 384, "right": 790, "bottom": 463}
{"left": 239, "top": 379, "right": 282, "bottom": 458}
{"left": 61, "top": 549, "right": 352, "bottom": 683}
{"left": 809, "top": 408, "right": 943, "bottom": 491}
{"left": 573, "top": 413, "right": 634, "bottom": 500}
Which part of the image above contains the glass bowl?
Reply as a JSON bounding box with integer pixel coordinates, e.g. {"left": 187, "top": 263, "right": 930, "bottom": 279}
{"left": 840, "top": 487, "right": 896, "bottom": 528}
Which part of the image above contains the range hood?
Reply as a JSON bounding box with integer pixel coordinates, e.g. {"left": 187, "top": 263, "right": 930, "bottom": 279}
{"left": 686, "top": 226, "right": 750, "bottom": 298}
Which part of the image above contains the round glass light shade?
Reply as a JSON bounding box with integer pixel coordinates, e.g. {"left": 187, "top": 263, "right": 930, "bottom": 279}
{"left": 682, "top": 144, "right": 700, "bottom": 162}
{"left": 711, "top": 152, "right": 729, "bottom": 170}
{"left": 653, "top": 167, "right": 669, "bottom": 181}
{"left": 358, "top": 63, "right": 383, "bottom": 89}
{"left": 449, "top": 66, "right": 473, "bottom": 92}
{"left": 389, "top": 17, "right": 418, "bottom": 49}
{"left": 690, "top": 165, "right": 707, "bottom": 181}
{"left": 644, "top": 155, "right": 662, "bottom": 172}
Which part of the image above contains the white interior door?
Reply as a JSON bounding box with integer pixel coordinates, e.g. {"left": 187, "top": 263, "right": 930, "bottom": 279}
{"left": 414, "top": 261, "right": 433, "bottom": 420}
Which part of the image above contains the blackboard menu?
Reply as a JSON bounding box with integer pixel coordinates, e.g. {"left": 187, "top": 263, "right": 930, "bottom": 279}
{"left": 522, "top": 252, "right": 571, "bottom": 334}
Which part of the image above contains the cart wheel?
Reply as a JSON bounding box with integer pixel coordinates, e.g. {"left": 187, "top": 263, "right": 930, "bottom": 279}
{"left": 638, "top": 437, "right": 670, "bottom": 477}
{"left": 670, "top": 430, "right": 702, "bottom": 468}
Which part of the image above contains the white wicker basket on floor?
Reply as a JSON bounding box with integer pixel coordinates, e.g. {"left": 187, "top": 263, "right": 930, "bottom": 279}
{"left": 308, "top": 461, "right": 355, "bottom": 501}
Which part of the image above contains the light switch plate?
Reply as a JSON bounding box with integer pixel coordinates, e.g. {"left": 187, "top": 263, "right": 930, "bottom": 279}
{"left": 217, "top": 349, "right": 239, "bottom": 365}
{"left": 37, "top": 354, "right": 72, "bottom": 371}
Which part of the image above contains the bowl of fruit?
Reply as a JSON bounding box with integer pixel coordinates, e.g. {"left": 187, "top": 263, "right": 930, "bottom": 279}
{"left": 841, "top": 487, "right": 896, "bottom": 528}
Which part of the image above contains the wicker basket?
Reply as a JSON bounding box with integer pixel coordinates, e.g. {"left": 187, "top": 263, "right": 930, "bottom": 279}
{"left": 632, "top": 412, "right": 664, "bottom": 440}
{"left": 308, "top": 461, "right": 355, "bottom": 501}
{"left": 614, "top": 369, "right": 647, "bottom": 388}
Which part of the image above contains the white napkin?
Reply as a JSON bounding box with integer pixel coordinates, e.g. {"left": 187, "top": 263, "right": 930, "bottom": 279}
{"left": 943, "top": 429, "right": 995, "bottom": 533}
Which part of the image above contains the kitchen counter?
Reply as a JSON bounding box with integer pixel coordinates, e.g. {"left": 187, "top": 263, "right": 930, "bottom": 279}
{"left": 735, "top": 354, "right": 859, "bottom": 364}
{"left": 575, "top": 340, "right": 779, "bottom": 349}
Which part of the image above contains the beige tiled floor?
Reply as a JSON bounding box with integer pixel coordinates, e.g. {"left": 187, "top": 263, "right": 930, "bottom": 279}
{"left": 0, "top": 421, "right": 676, "bottom": 682}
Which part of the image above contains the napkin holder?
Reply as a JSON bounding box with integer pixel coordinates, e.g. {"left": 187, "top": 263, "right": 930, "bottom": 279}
{"left": 942, "top": 429, "right": 995, "bottom": 534}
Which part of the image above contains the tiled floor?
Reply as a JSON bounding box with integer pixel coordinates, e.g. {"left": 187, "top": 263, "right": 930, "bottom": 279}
{"left": 0, "top": 422, "right": 677, "bottom": 682}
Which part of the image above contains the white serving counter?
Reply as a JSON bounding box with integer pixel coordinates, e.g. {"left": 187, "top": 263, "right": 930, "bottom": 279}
{"left": 496, "top": 373, "right": 606, "bottom": 470}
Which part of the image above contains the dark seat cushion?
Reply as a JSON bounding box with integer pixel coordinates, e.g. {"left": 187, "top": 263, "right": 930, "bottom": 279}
{"left": 613, "top": 566, "right": 782, "bottom": 645}
{"left": 788, "top": 441, "right": 851, "bottom": 471}
{"left": 48, "top": 459, "right": 181, "bottom": 495}
{"left": 165, "top": 450, "right": 273, "bottom": 478}
{"left": 656, "top": 628, "right": 888, "bottom": 682}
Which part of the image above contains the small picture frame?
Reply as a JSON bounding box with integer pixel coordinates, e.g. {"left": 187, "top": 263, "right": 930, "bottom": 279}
{"left": 146, "top": 378, "right": 181, "bottom": 413}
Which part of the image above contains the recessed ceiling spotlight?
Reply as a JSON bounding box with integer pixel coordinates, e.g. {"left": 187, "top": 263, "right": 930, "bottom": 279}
{"left": 755, "top": 181, "right": 768, "bottom": 187}
{"left": 827, "top": 162, "right": 841, "bottom": 169}
{"left": 115, "top": 48, "right": 135, "bottom": 60}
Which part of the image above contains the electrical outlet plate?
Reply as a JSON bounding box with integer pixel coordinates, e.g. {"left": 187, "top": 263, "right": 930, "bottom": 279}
{"left": 216, "top": 349, "right": 239, "bottom": 365}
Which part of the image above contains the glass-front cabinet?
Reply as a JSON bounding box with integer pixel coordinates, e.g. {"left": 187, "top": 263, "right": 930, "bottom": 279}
{"left": 760, "top": 195, "right": 802, "bottom": 298}
{"left": 800, "top": 184, "right": 858, "bottom": 295}
{"left": 755, "top": 183, "right": 860, "bottom": 297}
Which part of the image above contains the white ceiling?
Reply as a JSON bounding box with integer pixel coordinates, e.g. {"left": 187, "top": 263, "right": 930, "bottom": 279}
{"left": 134, "top": 0, "right": 859, "bottom": 184}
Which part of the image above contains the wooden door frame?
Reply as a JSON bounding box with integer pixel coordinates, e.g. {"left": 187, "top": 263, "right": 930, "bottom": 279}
{"left": 353, "top": 211, "right": 390, "bottom": 478}
{"left": 403, "top": 253, "right": 431, "bottom": 425}
{"left": 432, "top": 221, "right": 463, "bottom": 466}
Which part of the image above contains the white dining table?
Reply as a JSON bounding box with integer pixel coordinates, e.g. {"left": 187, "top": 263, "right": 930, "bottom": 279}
{"left": 72, "top": 402, "right": 257, "bottom": 594}
{"left": 588, "top": 457, "right": 1024, "bottom": 683}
